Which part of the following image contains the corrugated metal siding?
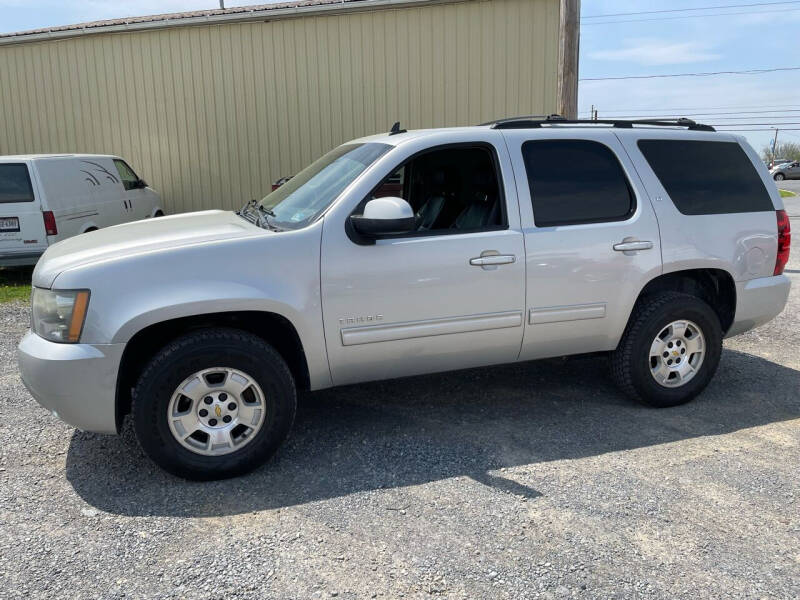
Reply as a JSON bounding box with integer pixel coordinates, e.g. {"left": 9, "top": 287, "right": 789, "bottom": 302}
{"left": 0, "top": 0, "right": 561, "bottom": 213}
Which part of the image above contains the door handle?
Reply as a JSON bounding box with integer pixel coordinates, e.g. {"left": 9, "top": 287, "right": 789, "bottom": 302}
{"left": 470, "top": 254, "right": 516, "bottom": 266}
{"left": 613, "top": 240, "right": 653, "bottom": 252}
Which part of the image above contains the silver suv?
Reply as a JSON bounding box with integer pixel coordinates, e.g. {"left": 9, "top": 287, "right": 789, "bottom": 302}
{"left": 18, "top": 117, "right": 792, "bottom": 480}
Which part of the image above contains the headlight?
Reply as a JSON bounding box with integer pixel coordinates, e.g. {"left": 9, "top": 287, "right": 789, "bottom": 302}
{"left": 31, "top": 288, "right": 90, "bottom": 343}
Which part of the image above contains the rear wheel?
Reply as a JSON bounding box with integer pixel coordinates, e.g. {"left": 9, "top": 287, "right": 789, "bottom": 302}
{"left": 132, "top": 328, "right": 296, "bottom": 480}
{"left": 611, "top": 292, "right": 722, "bottom": 407}
{"left": 774, "top": 173, "right": 785, "bottom": 181}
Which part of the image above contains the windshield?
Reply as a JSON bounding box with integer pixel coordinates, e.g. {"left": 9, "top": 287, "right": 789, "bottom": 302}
{"left": 258, "top": 143, "right": 391, "bottom": 229}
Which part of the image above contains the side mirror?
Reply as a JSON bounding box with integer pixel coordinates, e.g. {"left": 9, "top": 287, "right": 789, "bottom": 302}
{"left": 350, "top": 197, "right": 415, "bottom": 237}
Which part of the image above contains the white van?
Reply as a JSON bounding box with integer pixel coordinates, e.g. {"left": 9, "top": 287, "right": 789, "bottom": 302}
{"left": 0, "top": 154, "right": 163, "bottom": 266}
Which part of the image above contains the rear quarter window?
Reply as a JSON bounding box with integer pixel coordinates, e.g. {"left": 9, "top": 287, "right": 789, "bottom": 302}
{"left": 0, "top": 164, "right": 34, "bottom": 203}
{"left": 637, "top": 139, "right": 773, "bottom": 215}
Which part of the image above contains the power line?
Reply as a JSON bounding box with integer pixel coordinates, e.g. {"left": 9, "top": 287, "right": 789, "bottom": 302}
{"left": 582, "top": 7, "right": 800, "bottom": 25}
{"left": 582, "top": 0, "right": 800, "bottom": 19}
{"left": 711, "top": 122, "right": 800, "bottom": 125}
{"left": 580, "top": 67, "right": 800, "bottom": 81}
{"left": 582, "top": 111, "right": 800, "bottom": 119}
{"left": 581, "top": 105, "right": 800, "bottom": 114}
{"left": 713, "top": 128, "right": 800, "bottom": 131}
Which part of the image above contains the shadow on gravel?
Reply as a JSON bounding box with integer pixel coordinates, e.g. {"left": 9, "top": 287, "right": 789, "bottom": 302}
{"left": 66, "top": 349, "right": 800, "bottom": 517}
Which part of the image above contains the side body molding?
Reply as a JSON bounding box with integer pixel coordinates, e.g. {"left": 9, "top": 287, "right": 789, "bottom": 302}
{"left": 529, "top": 302, "right": 606, "bottom": 325}
{"left": 341, "top": 311, "right": 523, "bottom": 346}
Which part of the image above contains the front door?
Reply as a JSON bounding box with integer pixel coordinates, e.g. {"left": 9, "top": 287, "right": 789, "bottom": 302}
{"left": 321, "top": 138, "right": 526, "bottom": 386}
{"left": 113, "top": 158, "right": 150, "bottom": 220}
{"left": 501, "top": 130, "right": 663, "bottom": 360}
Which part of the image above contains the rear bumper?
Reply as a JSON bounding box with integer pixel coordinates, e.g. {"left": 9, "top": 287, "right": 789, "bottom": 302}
{"left": 726, "top": 274, "right": 791, "bottom": 338}
{"left": 0, "top": 250, "right": 43, "bottom": 267}
{"left": 17, "top": 331, "right": 124, "bottom": 434}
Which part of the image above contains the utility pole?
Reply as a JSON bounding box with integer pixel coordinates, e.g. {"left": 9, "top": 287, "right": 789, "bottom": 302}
{"left": 772, "top": 128, "right": 779, "bottom": 168}
{"left": 219, "top": 0, "right": 225, "bottom": 8}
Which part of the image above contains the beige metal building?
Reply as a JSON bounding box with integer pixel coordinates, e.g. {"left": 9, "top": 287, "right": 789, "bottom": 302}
{"left": 0, "top": 0, "right": 579, "bottom": 213}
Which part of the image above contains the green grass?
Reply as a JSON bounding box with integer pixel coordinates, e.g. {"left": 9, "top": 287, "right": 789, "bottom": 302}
{"left": 779, "top": 189, "right": 796, "bottom": 198}
{"left": 0, "top": 267, "right": 32, "bottom": 303}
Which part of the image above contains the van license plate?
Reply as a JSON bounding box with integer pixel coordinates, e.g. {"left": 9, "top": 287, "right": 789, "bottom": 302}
{"left": 0, "top": 217, "right": 20, "bottom": 232}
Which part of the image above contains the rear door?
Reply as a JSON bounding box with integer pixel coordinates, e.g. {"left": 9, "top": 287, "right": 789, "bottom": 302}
{"left": 502, "top": 129, "right": 663, "bottom": 360}
{"left": 0, "top": 161, "right": 48, "bottom": 261}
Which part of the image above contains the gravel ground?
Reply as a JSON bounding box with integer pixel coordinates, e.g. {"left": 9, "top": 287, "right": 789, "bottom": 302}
{"left": 1, "top": 253, "right": 798, "bottom": 599}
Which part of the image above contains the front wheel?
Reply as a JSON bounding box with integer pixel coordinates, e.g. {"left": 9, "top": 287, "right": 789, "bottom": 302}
{"left": 132, "top": 328, "right": 296, "bottom": 480}
{"left": 611, "top": 292, "right": 722, "bottom": 408}
{"left": 774, "top": 173, "right": 785, "bottom": 181}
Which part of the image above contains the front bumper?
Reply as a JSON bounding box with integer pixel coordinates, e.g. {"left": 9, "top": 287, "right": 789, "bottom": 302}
{"left": 726, "top": 274, "right": 791, "bottom": 338}
{"left": 17, "top": 331, "right": 125, "bottom": 434}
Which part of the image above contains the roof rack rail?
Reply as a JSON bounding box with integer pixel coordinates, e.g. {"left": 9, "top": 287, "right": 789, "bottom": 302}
{"left": 484, "top": 114, "right": 715, "bottom": 132}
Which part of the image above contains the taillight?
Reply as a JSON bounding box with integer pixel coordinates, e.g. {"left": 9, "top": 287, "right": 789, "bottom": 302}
{"left": 43, "top": 210, "right": 57, "bottom": 236}
{"left": 775, "top": 209, "right": 791, "bottom": 276}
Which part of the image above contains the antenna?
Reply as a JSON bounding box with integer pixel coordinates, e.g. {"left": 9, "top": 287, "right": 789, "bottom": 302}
{"left": 389, "top": 121, "right": 407, "bottom": 135}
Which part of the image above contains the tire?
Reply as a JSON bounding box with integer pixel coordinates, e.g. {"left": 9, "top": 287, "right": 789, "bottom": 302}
{"left": 611, "top": 292, "right": 722, "bottom": 408}
{"left": 774, "top": 173, "right": 785, "bottom": 181}
{"left": 132, "top": 328, "right": 296, "bottom": 480}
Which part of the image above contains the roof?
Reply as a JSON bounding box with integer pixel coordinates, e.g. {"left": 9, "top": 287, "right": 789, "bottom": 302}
{"left": 0, "top": 154, "right": 120, "bottom": 161}
{"left": 0, "top": 0, "right": 438, "bottom": 43}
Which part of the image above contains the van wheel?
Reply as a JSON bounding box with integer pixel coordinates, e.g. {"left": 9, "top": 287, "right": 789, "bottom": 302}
{"left": 132, "top": 328, "right": 296, "bottom": 480}
{"left": 611, "top": 292, "right": 722, "bottom": 408}
{"left": 774, "top": 173, "right": 785, "bottom": 181}
{"left": 154, "top": 210, "right": 164, "bottom": 217}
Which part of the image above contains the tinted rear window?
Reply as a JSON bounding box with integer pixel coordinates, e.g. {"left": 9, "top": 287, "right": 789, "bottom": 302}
{"left": 0, "top": 164, "right": 34, "bottom": 203}
{"left": 637, "top": 140, "right": 773, "bottom": 215}
{"left": 522, "top": 139, "right": 635, "bottom": 227}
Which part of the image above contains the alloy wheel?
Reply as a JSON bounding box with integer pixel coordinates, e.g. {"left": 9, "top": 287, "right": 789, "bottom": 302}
{"left": 167, "top": 367, "right": 266, "bottom": 456}
{"left": 648, "top": 320, "right": 706, "bottom": 388}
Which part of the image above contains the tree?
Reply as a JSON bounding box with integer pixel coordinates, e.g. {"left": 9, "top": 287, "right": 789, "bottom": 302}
{"left": 762, "top": 141, "right": 800, "bottom": 163}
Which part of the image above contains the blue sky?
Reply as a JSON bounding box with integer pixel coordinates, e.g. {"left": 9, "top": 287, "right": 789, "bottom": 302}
{"left": 1, "top": 0, "right": 799, "bottom": 154}
{"left": 579, "top": 1, "right": 800, "bottom": 154}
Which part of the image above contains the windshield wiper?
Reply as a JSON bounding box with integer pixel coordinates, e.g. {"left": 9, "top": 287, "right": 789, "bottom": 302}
{"left": 238, "top": 200, "right": 282, "bottom": 231}
{"left": 254, "top": 204, "right": 282, "bottom": 231}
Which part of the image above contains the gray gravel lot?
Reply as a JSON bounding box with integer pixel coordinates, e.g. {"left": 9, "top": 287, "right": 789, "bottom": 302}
{"left": 1, "top": 253, "right": 798, "bottom": 599}
{"left": 777, "top": 179, "right": 800, "bottom": 217}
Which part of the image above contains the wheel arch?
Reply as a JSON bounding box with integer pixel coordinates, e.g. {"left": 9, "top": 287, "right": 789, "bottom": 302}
{"left": 115, "top": 311, "right": 310, "bottom": 432}
{"left": 631, "top": 268, "right": 737, "bottom": 335}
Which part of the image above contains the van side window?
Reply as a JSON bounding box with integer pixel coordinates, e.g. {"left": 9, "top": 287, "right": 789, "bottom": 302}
{"left": 0, "top": 164, "right": 34, "bottom": 203}
{"left": 522, "top": 140, "right": 635, "bottom": 227}
{"left": 366, "top": 145, "right": 505, "bottom": 233}
{"left": 113, "top": 159, "right": 140, "bottom": 191}
{"left": 637, "top": 140, "right": 773, "bottom": 215}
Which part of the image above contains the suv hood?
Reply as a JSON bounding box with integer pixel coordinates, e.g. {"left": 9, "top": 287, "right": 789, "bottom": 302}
{"left": 33, "top": 210, "right": 263, "bottom": 288}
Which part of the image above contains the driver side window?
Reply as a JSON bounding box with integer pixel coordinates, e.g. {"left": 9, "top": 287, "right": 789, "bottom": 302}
{"left": 113, "top": 159, "right": 140, "bottom": 191}
{"left": 370, "top": 145, "right": 505, "bottom": 233}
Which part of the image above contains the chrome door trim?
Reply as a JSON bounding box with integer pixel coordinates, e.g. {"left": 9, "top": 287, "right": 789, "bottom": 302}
{"left": 529, "top": 302, "right": 607, "bottom": 325}
{"left": 341, "top": 310, "right": 523, "bottom": 346}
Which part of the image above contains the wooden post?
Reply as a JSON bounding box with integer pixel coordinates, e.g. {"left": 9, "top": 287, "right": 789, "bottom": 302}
{"left": 557, "top": 0, "right": 580, "bottom": 119}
